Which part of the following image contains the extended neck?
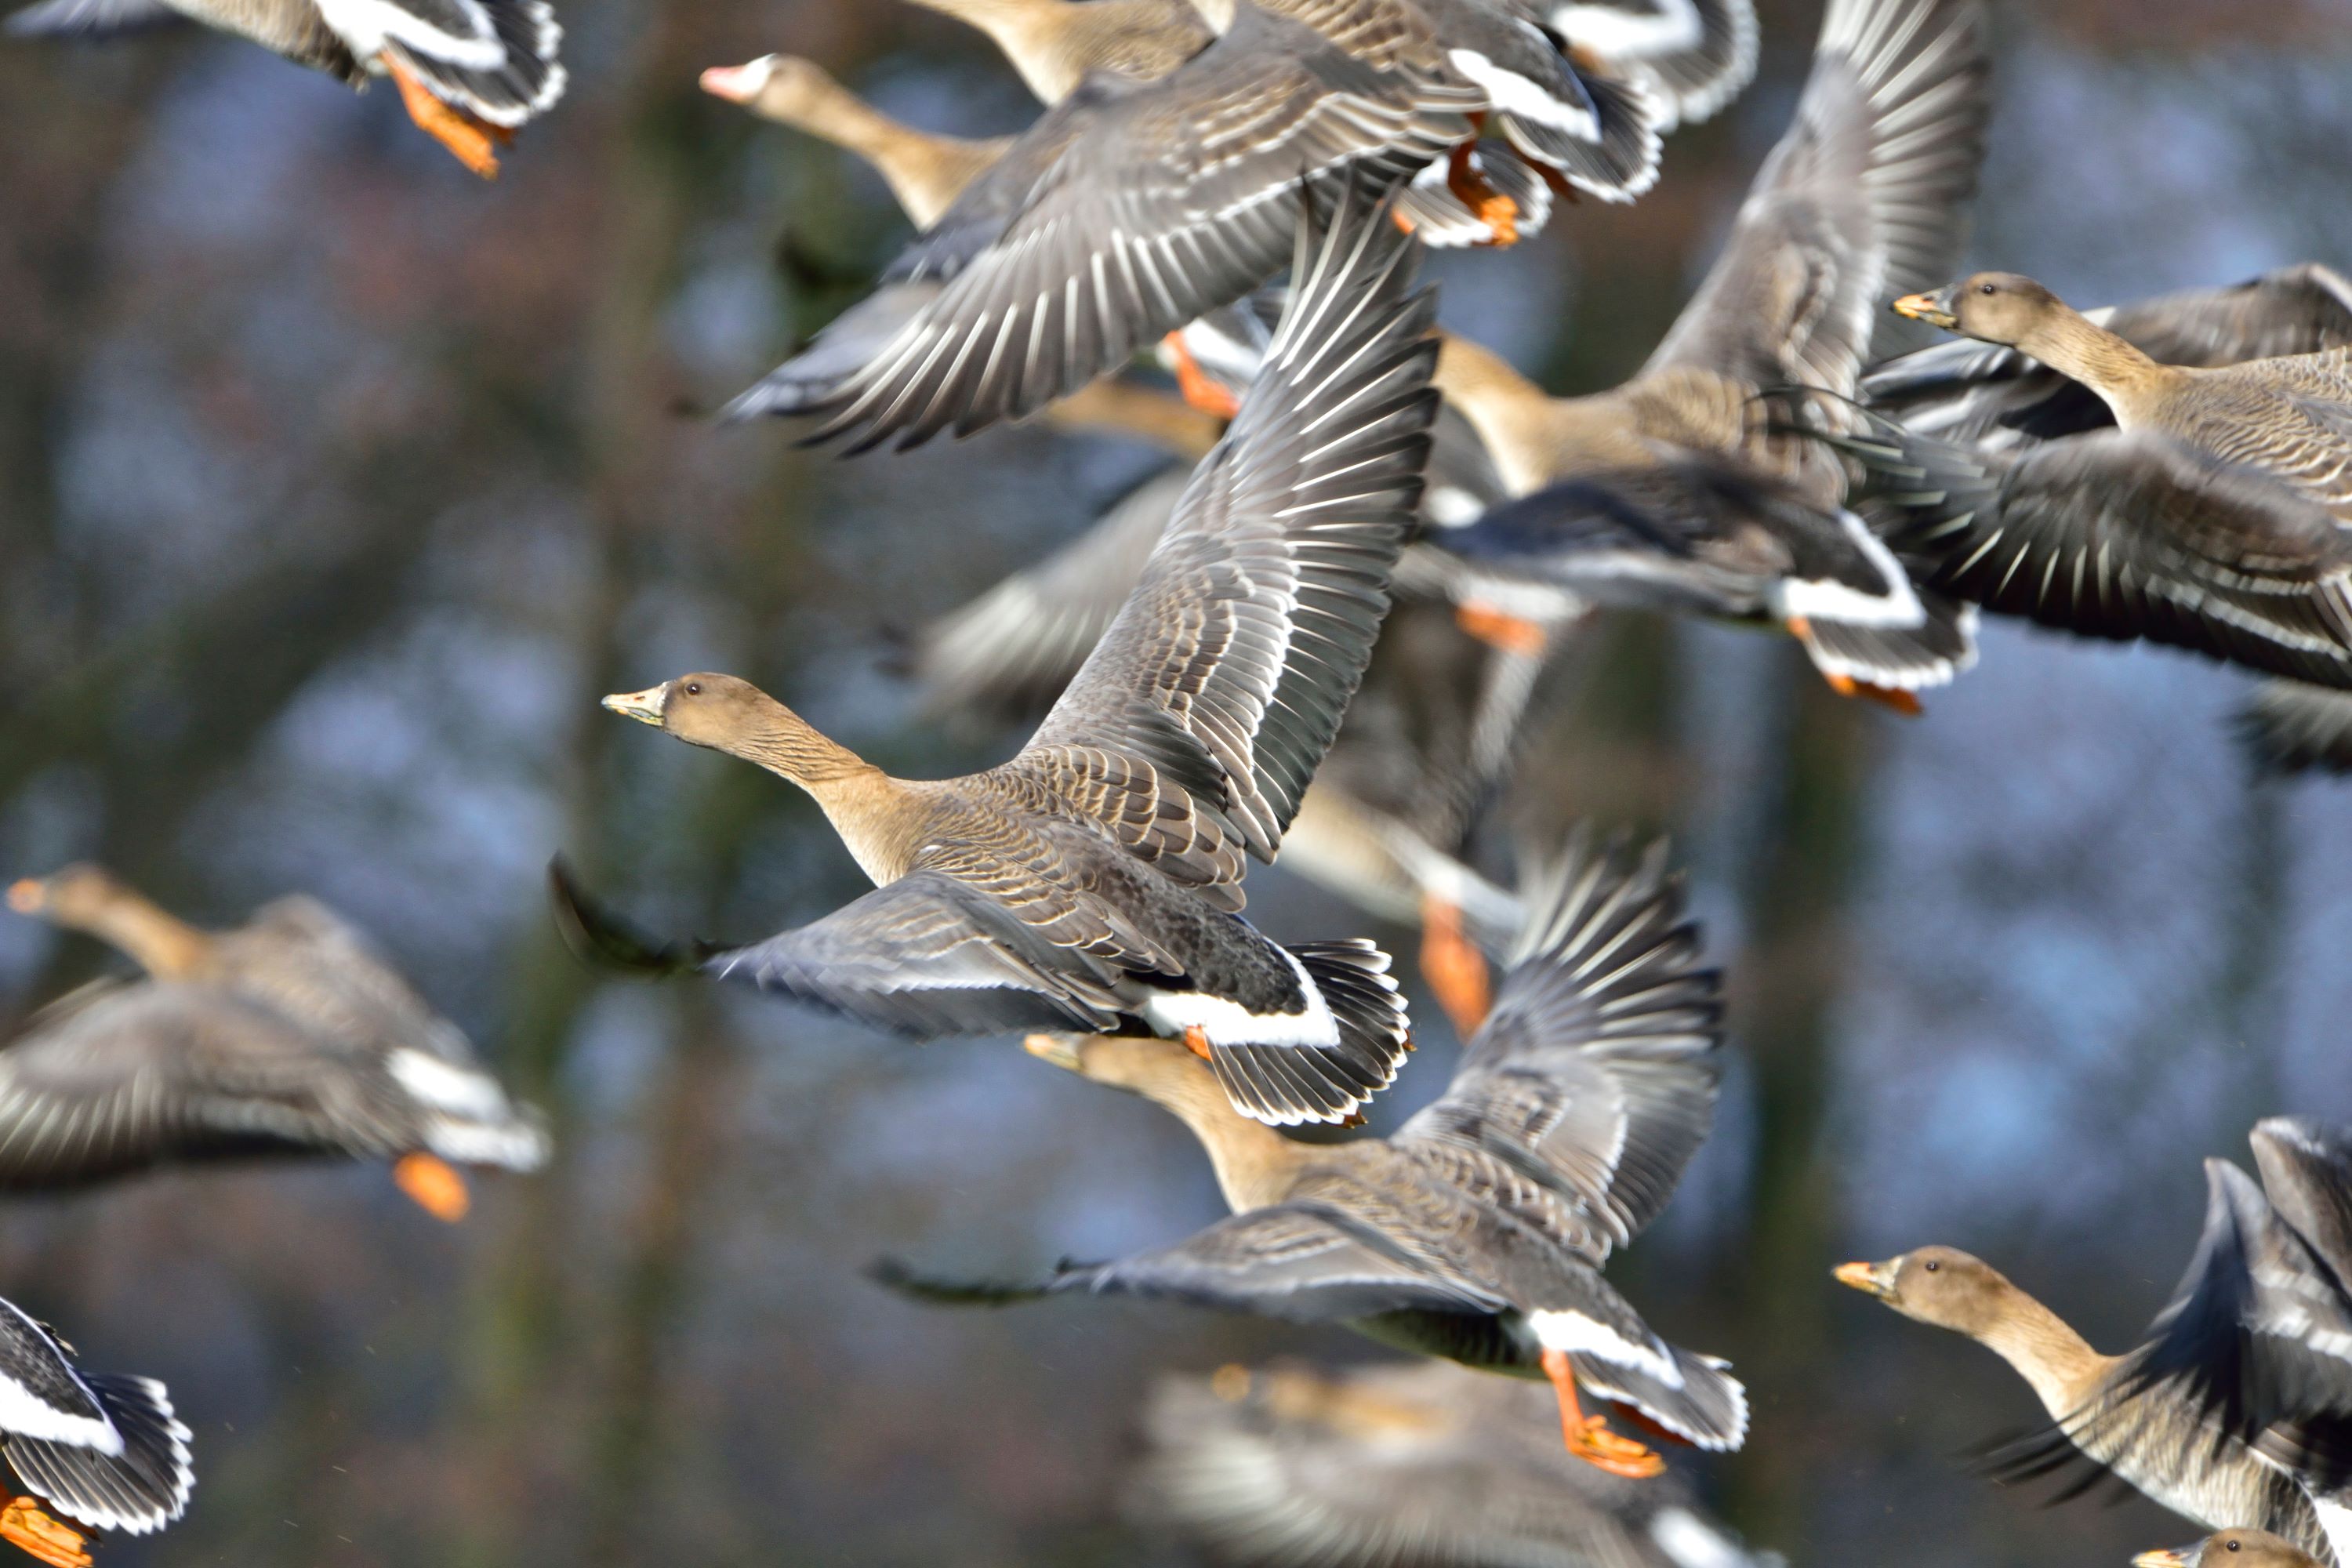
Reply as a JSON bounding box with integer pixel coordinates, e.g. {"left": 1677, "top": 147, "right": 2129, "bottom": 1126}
{"left": 1432, "top": 335, "right": 1572, "bottom": 494}
{"left": 1969, "top": 1280, "right": 2119, "bottom": 1418}
{"left": 767, "top": 71, "right": 997, "bottom": 227}
{"left": 56, "top": 890, "right": 212, "bottom": 980}
{"left": 2010, "top": 307, "right": 2176, "bottom": 424}
{"left": 900, "top": 0, "right": 1076, "bottom": 97}
{"left": 1120, "top": 1054, "right": 1308, "bottom": 1211}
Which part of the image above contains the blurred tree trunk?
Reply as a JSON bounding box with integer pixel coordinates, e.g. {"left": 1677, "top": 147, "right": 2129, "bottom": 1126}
{"left": 1719, "top": 670, "right": 1875, "bottom": 1548}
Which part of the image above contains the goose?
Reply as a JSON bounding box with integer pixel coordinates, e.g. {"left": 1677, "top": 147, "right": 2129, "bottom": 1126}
{"left": 904, "top": 408, "right": 1535, "bottom": 1037}
{"left": 723, "top": 0, "right": 1666, "bottom": 450}
{"left": 3, "top": 866, "right": 550, "bottom": 1221}
{"left": 1860, "top": 264, "right": 2352, "bottom": 774}
{"left": 1835, "top": 1117, "right": 2352, "bottom": 1564}
{"left": 701, "top": 53, "right": 1011, "bottom": 230}
{"left": 2138, "top": 1530, "right": 2331, "bottom": 1568}
{"left": 1825, "top": 273, "right": 2352, "bottom": 709}
{"left": 1135, "top": 1359, "right": 1778, "bottom": 1568}
{"left": 877, "top": 829, "right": 1746, "bottom": 1479}
{"left": 557, "top": 194, "right": 1432, "bottom": 1128}
{"left": 895, "top": 0, "right": 1211, "bottom": 102}
{"left": 0, "top": 1294, "right": 193, "bottom": 1568}
{"left": 1417, "top": 0, "right": 1991, "bottom": 710}
{"left": 4, "top": 0, "right": 564, "bottom": 178}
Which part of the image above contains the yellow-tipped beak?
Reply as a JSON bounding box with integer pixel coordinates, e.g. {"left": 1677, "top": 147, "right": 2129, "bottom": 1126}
{"left": 2132, "top": 1552, "right": 2191, "bottom": 1568}
{"left": 1834, "top": 1259, "right": 1896, "bottom": 1299}
{"left": 1021, "top": 1033, "right": 1086, "bottom": 1073}
{"left": 5, "top": 880, "right": 43, "bottom": 916}
{"left": 1893, "top": 291, "right": 1958, "bottom": 330}
{"left": 601, "top": 685, "right": 667, "bottom": 726}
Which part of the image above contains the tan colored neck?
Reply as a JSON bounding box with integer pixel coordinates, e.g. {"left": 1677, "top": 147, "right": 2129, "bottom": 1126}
{"left": 899, "top": 0, "right": 1066, "bottom": 82}
{"left": 764, "top": 71, "right": 993, "bottom": 227}
{"left": 2014, "top": 307, "right": 2177, "bottom": 423}
{"left": 1431, "top": 335, "right": 1568, "bottom": 494}
{"left": 1972, "top": 1280, "right": 2120, "bottom": 1417}
{"left": 63, "top": 891, "right": 212, "bottom": 980}
{"left": 1123, "top": 1054, "right": 1308, "bottom": 1210}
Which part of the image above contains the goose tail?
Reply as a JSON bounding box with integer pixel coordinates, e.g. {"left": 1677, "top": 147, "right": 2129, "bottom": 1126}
{"left": 1205, "top": 942, "right": 1410, "bottom": 1129}
{"left": 4, "top": 1374, "right": 193, "bottom": 1537}
{"left": 377, "top": 0, "right": 566, "bottom": 129}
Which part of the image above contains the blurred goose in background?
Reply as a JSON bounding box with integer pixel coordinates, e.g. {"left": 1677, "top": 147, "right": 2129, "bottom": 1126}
{"left": 1421, "top": 0, "right": 1991, "bottom": 710}
{"left": 2, "top": 867, "right": 549, "bottom": 1221}
{"left": 1862, "top": 264, "right": 2352, "bottom": 774}
{"left": 878, "top": 829, "right": 1745, "bottom": 1479}
{"left": 560, "top": 198, "right": 1433, "bottom": 1129}
{"left": 1828, "top": 273, "right": 2352, "bottom": 722}
{"left": 700, "top": 54, "right": 1011, "bottom": 230}
{"left": 4, "top": 0, "right": 564, "bottom": 177}
{"left": 724, "top": 0, "right": 1667, "bottom": 448}
{"left": 1134, "top": 1358, "right": 1779, "bottom": 1567}
{"left": 906, "top": 408, "right": 1536, "bottom": 1036}
{"left": 0, "top": 1294, "right": 193, "bottom": 1568}
{"left": 1836, "top": 1118, "right": 2352, "bottom": 1564}
{"left": 2138, "top": 1530, "right": 2331, "bottom": 1568}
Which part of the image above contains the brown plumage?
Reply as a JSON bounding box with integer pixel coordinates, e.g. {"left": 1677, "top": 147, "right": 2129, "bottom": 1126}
{"left": 2137, "top": 1529, "right": 2332, "bottom": 1568}
{"left": 898, "top": 0, "right": 1211, "bottom": 100}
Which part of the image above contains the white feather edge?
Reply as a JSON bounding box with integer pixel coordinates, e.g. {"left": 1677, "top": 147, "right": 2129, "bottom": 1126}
{"left": 316, "top": 0, "right": 503, "bottom": 69}
{"left": 1526, "top": 1308, "right": 1683, "bottom": 1386}
{"left": 0, "top": 1302, "right": 121, "bottom": 1457}
{"left": 1138, "top": 948, "right": 1345, "bottom": 1051}
{"left": 42, "top": 1376, "right": 194, "bottom": 1534}
{"left": 1446, "top": 48, "right": 1602, "bottom": 140}
{"left": 1764, "top": 510, "right": 1927, "bottom": 629}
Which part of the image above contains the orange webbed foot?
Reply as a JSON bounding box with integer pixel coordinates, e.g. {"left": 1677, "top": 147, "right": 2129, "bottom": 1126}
{"left": 0, "top": 1498, "right": 90, "bottom": 1568}
{"left": 1160, "top": 333, "right": 1241, "bottom": 421}
{"left": 394, "top": 1151, "right": 472, "bottom": 1223}
{"left": 1541, "top": 1348, "right": 1666, "bottom": 1480}
{"left": 1788, "top": 618, "right": 1925, "bottom": 717}
{"left": 1446, "top": 143, "right": 1519, "bottom": 248}
{"left": 1181, "top": 1025, "right": 1214, "bottom": 1062}
{"left": 1455, "top": 601, "right": 1550, "bottom": 658}
{"left": 385, "top": 55, "right": 503, "bottom": 179}
{"left": 1418, "top": 896, "right": 1492, "bottom": 1037}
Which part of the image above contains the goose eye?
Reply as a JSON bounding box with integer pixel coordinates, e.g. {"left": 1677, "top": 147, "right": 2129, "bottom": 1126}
{"left": 1978, "top": 282, "right": 1996, "bottom": 296}
{"left": 1922, "top": 1260, "right": 1940, "bottom": 1272}
{"left": 683, "top": 681, "right": 703, "bottom": 696}
{"left": 2227, "top": 1544, "right": 2241, "bottom": 1553}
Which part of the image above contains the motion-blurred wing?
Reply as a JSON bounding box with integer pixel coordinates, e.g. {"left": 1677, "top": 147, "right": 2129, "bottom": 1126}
{"left": 1548, "top": 0, "right": 1759, "bottom": 132}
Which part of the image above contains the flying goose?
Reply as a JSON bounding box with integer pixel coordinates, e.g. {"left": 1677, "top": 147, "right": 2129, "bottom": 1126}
{"left": 1134, "top": 1359, "right": 1777, "bottom": 1568}
{"left": 5, "top": 0, "right": 564, "bottom": 178}
{"left": 904, "top": 408, "right": 1535, "bottom": 1037}
{"left": 2138, "top": 1530, "right": 2331, "bottom": 1568}
{"left": 0, "top": 1294, "right": 193, "bottom": 1568}
{"left": 877, "top": 829, "right": 1745, "bottom": 1478}
{"left": 895, "top": 0, "right": 1212, "bottom": 102}
{"left": 1826, "top": 273, "right": 2352, "bottom": 706}
{"left": 1836, "top": 1119, "right": 2352, "bottom": 1564}
{"left": 724, "top": 0, "right": 1664, "bottom": 450}
{"left": 3, "top": 867, "right": 549, "bottom": 1221}
{"left": 1860, "top": 264, "right": 2352, "bottom": 773}
{"left": 1417, "top": 0, "right": 1991, "bottom": 708}
{"left": 701, "top": 54, "right": 1012, "bottom": 230}
{"left": 558, "top": 194, "right": 1435, "bottom": 1128}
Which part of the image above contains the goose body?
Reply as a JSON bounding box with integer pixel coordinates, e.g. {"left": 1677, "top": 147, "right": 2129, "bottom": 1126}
{"left": 569, "top": 197, "right": 1436, "bottom": 1127}
{"left": 2, "top": 867, "right": 549, "bottom": 1219}
{"left": 880, "top": 829, "right": 1746, "bottom": 1477}
{"left": 1838, "top": 1118, "right": 2352, "bottom": 1566}
{"left": 1420, "top": 0, "right": 1991, "bottom": 706}
{"left": 1835, "top": 273, "right": 2352, "bottom": 709}
{"left": 726, "top": 0, "right": 1673, "bottom": 448}
{"left": 0, "top": 1295, "right": 193, "bottom": 1568}
{"left": 5, "top": 0, "right": 564, "bottom": 177}
{"left": 1135, "top": 1359, "right": 1777, "bottom": 1568}
{"left": 898, "top": 0, "right": 1211, "bottom": 101}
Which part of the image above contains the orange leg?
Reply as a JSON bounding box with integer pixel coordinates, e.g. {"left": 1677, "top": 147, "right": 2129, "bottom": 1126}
{"left": 1182, "top": 1025, "right": 1214, "bottom": 1062}
{"left": 1786, "top": 615, "right": 1925, "bottom": 716}
{"left": 1446, "top": 143, "right": 1519, "bottom": 248}
{"left": 0, "top": 1499, "right": 89, "bottom": 1568}
{"left": 1160, "top": 333, "right": 1241, "bottom": 421}
{"left": 1541, "top": 1348, "right": 1665, "bottom": 1479}
{"left": 1455, "top": 601, "right": 1551, "bottom": 658}
{"left": 384, "top": 55, "right": 505, "bottom": 180}
{"left": 394, "top": 1152, "right": 472, "bottom": 1223}
{"left": 1418, "top": 895, "right": 1492, "bottom": 1037}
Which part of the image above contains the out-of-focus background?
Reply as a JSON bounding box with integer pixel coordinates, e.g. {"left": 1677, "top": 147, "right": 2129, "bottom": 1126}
{"left": 2, "top": 0, "right": 2351, "bottom": 1563}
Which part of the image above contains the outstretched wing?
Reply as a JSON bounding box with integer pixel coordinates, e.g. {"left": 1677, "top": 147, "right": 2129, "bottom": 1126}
{"left": 1842, "top": 419, "right": 2352, "bottom": 688}
{"left": 779, "top": 6, "right": 1469, "bottom": 452}
{"left": 1396, "top": 830, "right": 1722, "bottom": 1257}
{"left": 1004, "top": 189, "right": 1439, "bottom": 865}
